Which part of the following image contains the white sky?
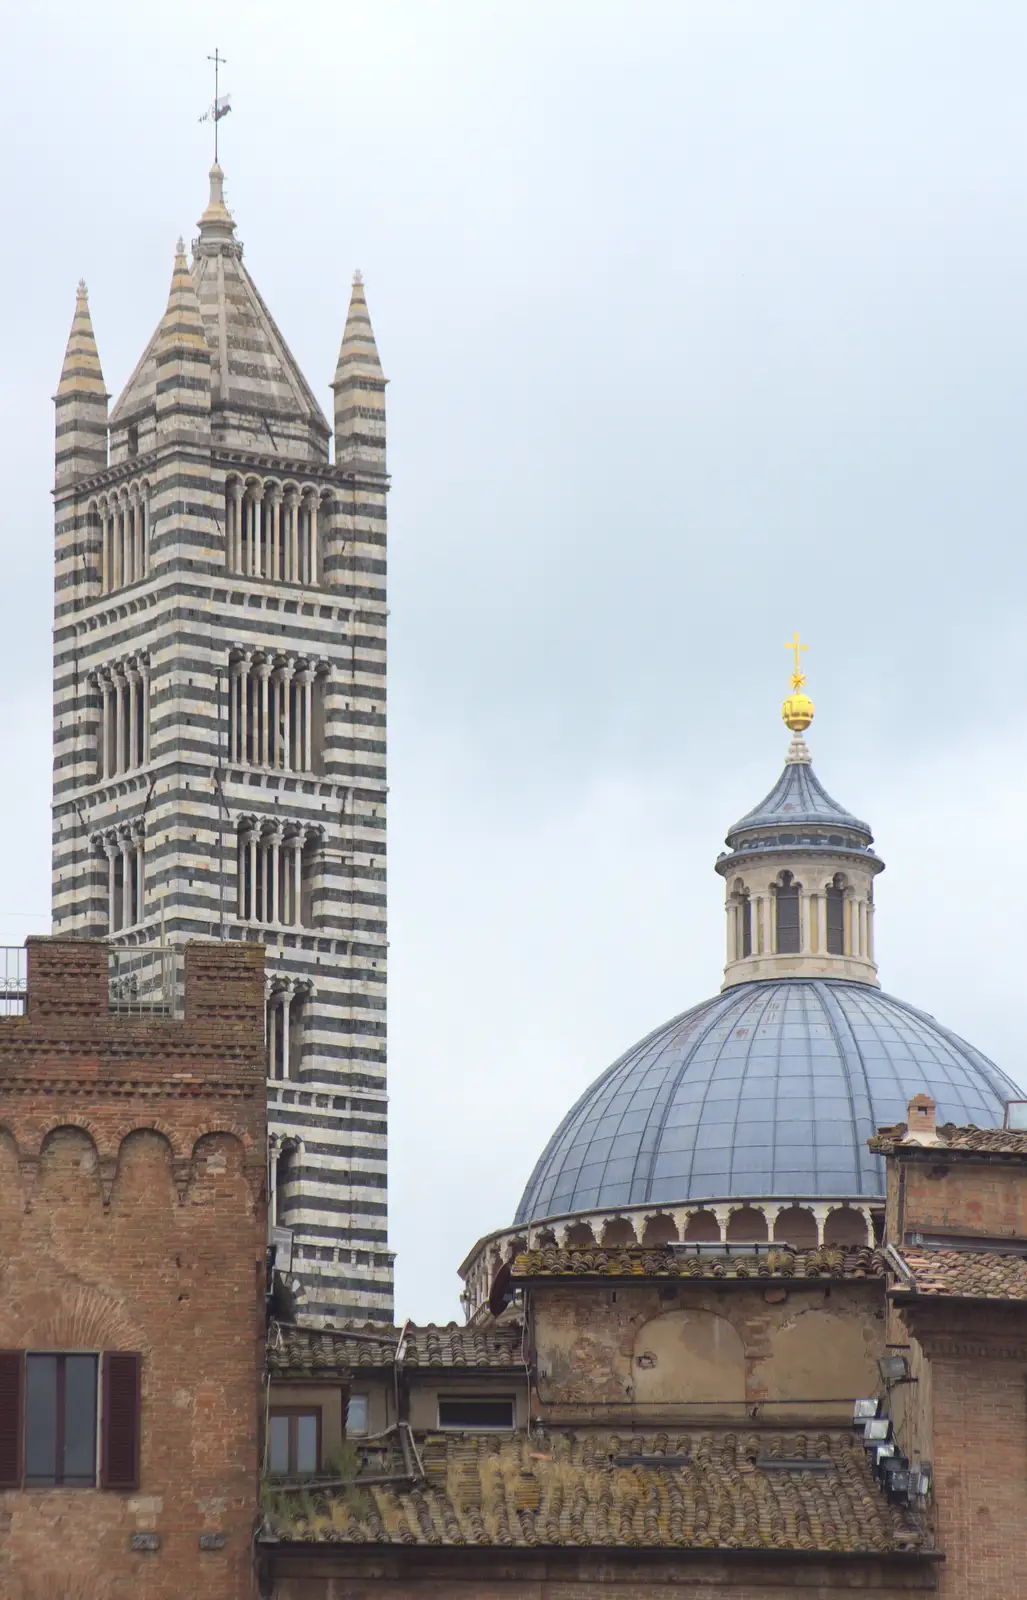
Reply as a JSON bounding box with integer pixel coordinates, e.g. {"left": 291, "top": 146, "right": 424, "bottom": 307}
{"left": 4, "top": 1, "right": 1027, "bottom": 1320}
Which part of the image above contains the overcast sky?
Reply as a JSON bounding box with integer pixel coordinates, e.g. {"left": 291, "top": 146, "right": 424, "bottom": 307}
{"left": 4, "top": 1, "right": 1027, "bottom": 1320}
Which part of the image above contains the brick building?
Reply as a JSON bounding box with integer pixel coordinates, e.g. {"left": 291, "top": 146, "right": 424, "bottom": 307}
{"left": 0, "top": 936, "right": 266, "bottom": 1600}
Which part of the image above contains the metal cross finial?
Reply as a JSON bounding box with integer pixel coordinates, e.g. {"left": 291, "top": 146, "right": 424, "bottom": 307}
{"left": 204, "top": 48, "right": 230, "bottom": 163}
{"left": 785, "top": 631, "right": 808, "bottom": 691}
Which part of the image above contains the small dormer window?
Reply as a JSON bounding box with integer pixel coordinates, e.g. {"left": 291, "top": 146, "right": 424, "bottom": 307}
{"left": 775, "top": 872, "right": 800, "bottom": 955}
{"left": 437, "top": 1397, "right": 514, "bottom": 1431}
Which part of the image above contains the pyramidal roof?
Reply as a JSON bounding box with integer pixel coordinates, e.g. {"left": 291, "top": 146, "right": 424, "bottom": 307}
{"left": 111, "top": 165, "right": 329, "bottom": 450}
{"left": 56, "top": 280, "right": 107, "bottom": 400}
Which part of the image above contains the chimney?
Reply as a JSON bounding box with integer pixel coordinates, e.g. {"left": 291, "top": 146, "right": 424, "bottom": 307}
{"left": 904, "top": 1092, "right": 940, "bottom": 1146}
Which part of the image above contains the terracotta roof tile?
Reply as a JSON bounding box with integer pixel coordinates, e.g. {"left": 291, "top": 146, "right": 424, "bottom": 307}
{"left": 269, "top": 1321, "right": 524, "bottom": 1375}
{"left": 870, "top": 1123, "right": 1027, "bottom": 1156}
{"left": 511, "top": 1245, "right": 884, "bottom": 1282}
{"left": 893, "top": 1249, "right": 1027, "bottom": 1301}
{"left": 264, "top": 1428, "right": 926, "bottom": 1553}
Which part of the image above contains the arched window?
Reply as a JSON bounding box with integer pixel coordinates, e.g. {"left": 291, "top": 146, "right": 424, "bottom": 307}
{"left": 775, "top": 871, "right": 800, "bottom": 954}
{"left": 826, "top": 878, "right": 845, "bottom": 955}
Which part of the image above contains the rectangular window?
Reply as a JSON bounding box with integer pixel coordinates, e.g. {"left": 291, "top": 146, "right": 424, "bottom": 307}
{"left": 826, "top": 888, "right": 844, "bottom": 955}
{"left": 776, "top": 888, "right": 800, "bottom": 954}
{"left": 347, "top": 1394, "right": 369, "bottom": 1435}
{"left": 437, "top": 1397, "right": 515, "bottom": 1431}
{"left": 268, "top": 1408, "right": 321, "bottom": 1475}
{"left": 739, "top": 900, "right": 752, "bottom": 958}
{"left": 25, "top": 1354, "right": 98, "bottom": 1487}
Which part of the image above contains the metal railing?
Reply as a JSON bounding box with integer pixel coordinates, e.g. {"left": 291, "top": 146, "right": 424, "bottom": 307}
{"left": 108, "top": 946, "right": 183, "bottom": 1016}
{"left": 0, "top": 947, "right": 27, "bottom": 1016}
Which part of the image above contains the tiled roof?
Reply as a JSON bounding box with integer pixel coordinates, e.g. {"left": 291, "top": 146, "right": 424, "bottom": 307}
{"left": 511, "top": 1245, "right": 885, "bottom": 1282}
{"left": 264, "top": 1428, "right": 926, "bottom": 1553}
{"left": 269, "top": 1321, "right": 524, "bottom": 1375}
{"left": 893, "top": 1249, "right": 1027, "bottom": 1302}
{"left": 870, "top": 1123, "right": 1027, "bottom": 1157}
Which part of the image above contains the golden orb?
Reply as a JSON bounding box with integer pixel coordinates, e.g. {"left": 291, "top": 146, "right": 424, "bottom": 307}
{"left": 782, "top": 691, "right": 814, "bottom": 733}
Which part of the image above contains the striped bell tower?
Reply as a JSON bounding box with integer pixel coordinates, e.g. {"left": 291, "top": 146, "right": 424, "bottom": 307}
{"left": 50, "top": 165, "right": 392, "bottom": 1323}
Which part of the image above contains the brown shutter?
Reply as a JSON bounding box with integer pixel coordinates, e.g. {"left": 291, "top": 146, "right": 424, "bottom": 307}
{"left": 101, "top": 1352, "right": 141, "bottom": 1490}
{"left": 0, "top": 1351, "right": 23, "bottom": 1488}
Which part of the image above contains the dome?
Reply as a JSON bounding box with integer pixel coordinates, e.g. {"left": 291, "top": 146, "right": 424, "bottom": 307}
{"left": 514, "top": 978, "right": 1021, "bottom": 1225}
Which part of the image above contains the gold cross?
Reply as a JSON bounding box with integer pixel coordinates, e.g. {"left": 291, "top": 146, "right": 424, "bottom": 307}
{"left": 785, "top": 631, "right": 808, "bottom": 691}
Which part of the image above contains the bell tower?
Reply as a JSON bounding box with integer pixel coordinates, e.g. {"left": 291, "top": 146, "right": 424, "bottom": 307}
{"left": 715, "top": 641, "right": 884, "bottom": 990}
{"left": 50, "top": 165, "right": 392, "bottom": 1323}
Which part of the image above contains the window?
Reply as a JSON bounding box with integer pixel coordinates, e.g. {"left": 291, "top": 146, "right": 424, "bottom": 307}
{"left": 437, "top": 1397, "right": 514, "bottom": 1431}
{"left": 0, "top": 1350, "right": 140, "bottom": 1491}
{"left": 775, "top": 872, "right": 800, "bottom": 955}
{"left": 826, "top": 882, "right": 844, "bottom": 955}
{"left": 739, "top": 897, "right": 752, "bottom": 958}
{"left": 347, "top": 1394, "right": 369, "bottom": 1435}
{"left": 268, "top": 1408, "right": 320, "bottom": 1475}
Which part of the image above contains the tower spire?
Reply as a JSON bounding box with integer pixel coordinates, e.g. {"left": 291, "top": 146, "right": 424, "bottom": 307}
{"left": 781, "top": 631, "right": 814, "bottom": 765}
{"left": 54, "top": 280, "right": 108, "bottom": 485}
{"left": 332, "top": 271, "right": 386, "bottom": 470}
{"left": 155, "top": 240, "right": 211, "bottom": 444}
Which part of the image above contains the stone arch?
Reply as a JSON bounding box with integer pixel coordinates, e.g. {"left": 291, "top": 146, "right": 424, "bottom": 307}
{"left": 186, "top": 1131, "right": 250, "bottom": 1210}
{"left": 532, "top": 1226, "right": 557, "bottom": 1249}
{"left": 37, "top": 1126, "right": 103, "bottom": 1208}
{"left": 564, "top": 1220, "right": 596, "bottom": 1247}
{"left": 684, "top": 1209, "right": 721, "bottom": 1242}
{"left": 600, "top": 1216, "right": 638, "bottom": 1248}
{"left": 756, "top": 1304, "right": 879, "bottom": 1403}
{"left": 641, "top": 1213, "right": 679, "bottom": 1247}
{"left": 726, "top": 1205, "right": 767, "bottom": 1244}
{"left": 110, "top": 1128, "right": 177, "bottom": 1211}
{"left": 633, "top": 1309, "right": 745, "bottom": 1406}
{"left": 824, "top": 1206, "right": 869, "bottom": 1247}
{"left": 0, "top": 1280, "right": 141, "bottom": 1355}
{"left": 504, "top": 1234, "right": 528, "bottom": 1262}
{"left": 35, "top": 1116, "right": 110, "bottom": 1159}
{"left": 773, "top": 1206, "right": 818, "bottom": 1248}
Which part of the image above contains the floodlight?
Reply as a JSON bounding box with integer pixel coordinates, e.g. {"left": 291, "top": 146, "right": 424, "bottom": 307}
{"left": 877, "top": 1354, "right": 912, "bottom": 1385}
{"left": 852, "top": 1397, "right": 880, "bottom": 1425}
{"left": 863, "top": 1418, "right": 892, "bottom": 1445}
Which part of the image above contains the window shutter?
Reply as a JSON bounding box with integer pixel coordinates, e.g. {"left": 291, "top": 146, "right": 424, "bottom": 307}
{"left": 0, "top": 1350, "right": 23, "bottom": 1488}
{"left": 101, "top": 1352, "right": 141, "bottom": 1490}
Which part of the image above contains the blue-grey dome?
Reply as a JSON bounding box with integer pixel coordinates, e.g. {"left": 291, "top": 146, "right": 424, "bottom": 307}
{"left": 514, "top": 979, "right": 1021, "bottom": 1224}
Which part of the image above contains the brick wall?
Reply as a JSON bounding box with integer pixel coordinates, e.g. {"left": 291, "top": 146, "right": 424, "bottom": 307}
{"left": 897, "top": 1159, "right": 1027, "bottom": 1241}
{"left": 0, "top": 937, "right": 266, "bottom": 1600}
{"left": 895, "top": 1301, "right": 1027, "bottom": 1600}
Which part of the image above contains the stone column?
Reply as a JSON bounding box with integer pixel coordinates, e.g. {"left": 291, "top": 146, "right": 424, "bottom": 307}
{"left": 817, "top": 893, "right": 828, "bottom": 954}
{"left": 112, "top": 505, "right": 123, "bottom": 589}
{"left": 800, "top": 892, "right": 811, "bottom": 952}
{"left": 810, "top": 1204, "right": 832, "bottom": 1245}
{"left": 246, "top": 827, "right": 258, "bottom": 921}
{"left": 228, "top": 481, "right": 243, "bottom": 572}
{"left": 300, "top": 671, "right": 313, "bottom": 771}
{"left": 725, "top": 902, "right": 736, "bottom": 965}
{"left": 134, "top": 831, "right": 145, "bottom": 924}
{"left": 104, "top": 835, "right": 119, "bottom": 932}
{"left": 101, "top": 508, "right": 111, "bottom": 593}
{"left": 114, "top": 667, "right": 126, "bottom": 776}
{"left": 867, "top": 899, "right": 875, "bottom": 964}
{"left": 286, "top": 489, "right": 299, "bottom": 583}
{"left": 769, "top": 890, "right": 778, "bottom": 955}
{"left": 257, "top": 657, "right": 272, "bottom": 767}
{"left": 308, "top": 494, "right": 319, "bottom": 585}
{"left": 99, "top": 674, "right": 113, "bottom": 780}
{"left": 140, "top": 493, "right": 149, "bottom": 578}
{"left": 140, "top": 656, "right": 151, "bottom": 764}
{"left": 127, "top": 662, "right": 140, "bottom": 769}
{"left": 283, "top": 668, "right": 293, "bottom": 770}
{"left": 119, "top": 833, "right": 134, "bottom": 929}
{"left": 291, "top": 834, "right": 304, "bottom": 927}
{"left": 858, "top": 899, "right": 867, "bottom": 959}
{"left": 269, "top": 828, "right": 281, "bottom": 924}
{"left": 269, "top": 486, "right": 282, "bottom": 581}
{"left": 280, "top": 987, "right": 292, "bottom": 1081}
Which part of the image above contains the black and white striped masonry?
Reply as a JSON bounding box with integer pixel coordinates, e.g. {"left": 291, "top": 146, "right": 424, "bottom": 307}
{"left": 51, "top": 165, "right": 392, "bottom": 1323}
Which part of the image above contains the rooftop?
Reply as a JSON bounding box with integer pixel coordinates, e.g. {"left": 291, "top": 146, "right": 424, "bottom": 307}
{"left": 869, "top": 1122, "right": 1027, "bottom": 1157}
{"left": 269, "top": 1320, "right": 525, "bottom": 1375}
{"left": 263, "top": 1427, "right": 927, "bottom": 1554}
{"left": 891, "top": 1248, "right": 1027, "bottom": 1302}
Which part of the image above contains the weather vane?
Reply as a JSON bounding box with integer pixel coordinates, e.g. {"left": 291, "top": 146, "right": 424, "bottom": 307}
{"left": 199, "top": 49, "right": 232, "bottom": 163}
